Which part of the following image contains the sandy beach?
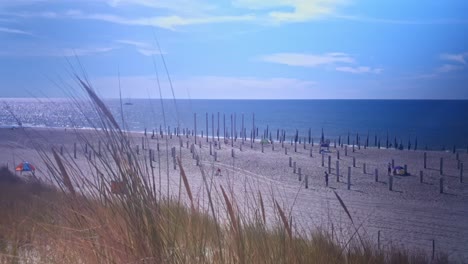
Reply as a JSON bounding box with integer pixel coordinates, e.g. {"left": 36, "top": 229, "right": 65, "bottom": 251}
{"left": 1, "top": 127, "right": 467, "bottom": 262}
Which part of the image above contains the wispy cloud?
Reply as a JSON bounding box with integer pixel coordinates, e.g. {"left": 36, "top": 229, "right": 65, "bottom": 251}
{"left": 260, "top": 52, "right": 354, "bottom": 67}
{"left": 233, "top": 0, "right": 346, "bottom": 23}
{"left": 335, "top": 66, "right": 382, "bottom": 74}
{"left": 0, "top": 26, "right": 33, "bottom": 36}
{"left": 436, "top": 64, "right": 463, "bottom": 73}
{"left": 115, "top": 40, "right": 163, "bottom": 56}
{"left": 0, "top": 46, "right": 116, "bottom": 57}
{"left": 92, "top": 75, "right": 317, "bottom": 99}
{"left": 260, "top": 52, "right": 381, "bottom": 74}
{"left": 335, "top": 14, "right": 468, "bottom": 25}
{"left": 440, "top": 52, "right": 468, "bottom": 64}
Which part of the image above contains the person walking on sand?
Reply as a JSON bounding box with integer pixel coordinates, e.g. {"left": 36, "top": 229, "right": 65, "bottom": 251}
{"left": 324, "top": 171, "right": 329, "bottom": 187}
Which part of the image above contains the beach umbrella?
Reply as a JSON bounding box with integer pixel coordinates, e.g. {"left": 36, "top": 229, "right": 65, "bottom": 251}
{"left": 15, "top": 161, "right": 36, "bottom": 174}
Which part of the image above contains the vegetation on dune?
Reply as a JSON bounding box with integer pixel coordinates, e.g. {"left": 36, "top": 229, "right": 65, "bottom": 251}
{"left": 0, "top": 78, "right": 451, "bottom": 263}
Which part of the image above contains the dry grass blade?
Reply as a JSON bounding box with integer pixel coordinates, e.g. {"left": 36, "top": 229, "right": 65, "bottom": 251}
{"left": 333, "top": 190, "right": 353, "bottom": 224}
{"left": 178, "top": 157, "right": 194, "bottom": 210}
{"left": 220, "top": 185, "right": 238, "bottom": 235}
{"left": 258, "top": 191, "right": 266, "bottom": 225}
{"left": 275, "top": 201, "right": 292, "bottom": 240}
{"left": 52, "top": 148, "right": 75, "bottom": 196}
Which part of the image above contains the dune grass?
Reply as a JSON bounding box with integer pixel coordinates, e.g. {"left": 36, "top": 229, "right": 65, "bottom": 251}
{"left": 0, "top": 78, "right": 451, "bottom": 263}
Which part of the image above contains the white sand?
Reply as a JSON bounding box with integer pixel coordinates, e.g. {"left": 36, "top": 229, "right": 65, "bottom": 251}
{"left": 1, "top": 127, "right": 467, "bottom": 262}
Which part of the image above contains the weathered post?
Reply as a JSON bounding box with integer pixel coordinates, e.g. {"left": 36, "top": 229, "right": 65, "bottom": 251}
{"left": 136, "top": 144, "right": 140, "bottom": 155}
{"left": 404, "top": 164, "right": 407, "bottom": 175}
{"left": 60, "top": 145, "right": 63, "bottom": 155}
{"left": 353, "top": 157, "right": 356, "bottom": 167}
{"left": 321, "top": 154, "right": 324, "bottom": 167}
{"left": 420, "top": 170, "right": 423, "bottom": 183}
{"left": 142, "top": 137, "right": 145, "bottom": 150}
{"left": 85, "top": 143, "right": 88, "bottom": 154}
{"left": 375, "top": 168, "right": 379, "bottom": 182}
{"left": 298, "top": 168, "right": 302, "bottom": 181}
{"left": 347, "top": 167, "right": 351, "bottom": 190}
{"left": 328, "top": 155, "right": 331, "bottom": 174}
{"left": 424, "top": 152, "right": 427, "bottom": 169}
{"left": 240, "top": 144, "right": 243, "bottom": 151}
{"left": 293, "top": 161, "right": 296, "bottom": 174}
{"left": 337, "top": 150, "right": 340, "bottom": 160}
{"left": 336, "top": 160, "right": 340, "bottom": 182}
{"left": 389, "top": 175, "right": 393, "bottom": 191}
{"left": 363, "top": 163, "right": 366, "bottom": 174}
{"left": 309, "top": 148, "right": 313, "bottom": 157}
{"left": 439, "top": 177, "right": 444, "bottom": 194}
{"left": 74, "top": 142, "right": 77, "bottom": 159}
{"left": 294, "top": 141, "right": 297, "bottom": 152}
{"left": 289, "top": 157, "right": 292, "bottom": 167}
{"left": 214, "top": 151, "right": 217, "bottom": 161}
{"left": 378, "top": 230, "right": 381, "bottom": 250}
{"left": 212, "top": 113, "right": 214, "bottom": 141}
{"left": 460, "top": 163, "right": 463, "bottom": 183}
{"left": 231, "top": 149, "right": 235, "bottom": 158}
{"left": 209, "top": 142, "right": 212, "bottom": 155}
{"left": 261, "top": 142, "right": 264, "bottom": 153}
{"left": 345, "top": 145, "right": 348, "bottom": 156}
{"left": 440, "top": 157, "right": 443, "bottom": 175}
{"left": 432, "top": 240, "right": 436, "bottom": 261}
{"left": 305, "top": 174, "right": 309, "bottom": 189}
{"left": 194, "top": 113, "right": 197, "bottom": 144}
{"left": 172, "top": 147, "right": 176, "bottom": 170}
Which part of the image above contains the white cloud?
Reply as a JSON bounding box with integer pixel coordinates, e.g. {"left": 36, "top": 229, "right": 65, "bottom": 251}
{"left": 0, "top": 26, "right": 33, "bottom": 36}
{"left": 440, "top": 52, "right": 468, "bottom": 64}
{"left": 260, "top": 52, "right": 354, "bottom": 67}
{"left": 436, "top": 64, "right": 463, "bottom": 73}
{"left": 335, "top": 66, "right": 382, "bottom": 74}
{"left": 116, "top": 39, "right": 163, "bottom": 56}
{"left": 233, "top": 0, "right": 345, "bottom": 23}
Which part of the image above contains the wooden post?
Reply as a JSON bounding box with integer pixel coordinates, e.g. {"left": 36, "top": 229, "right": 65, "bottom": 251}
{"left": 375, "top": 168, "right": 378, "bottom": 182}
{"left": 460, "top": 163, "right": 464, "bottom": 183}
{"left": 404, "top": 164, "right": 407, "bottom": 175}
{"left": 353, "top": 157, "right": 356, "bottom": 167}
{"left": 212, "top": 113, "right": 214, "bottom": 141}
{"left": 294, "top": 141, "right": 297, "bottom": 152}
{"left": 440, "top": 157, "right": 443, "bottom": 175}
{"left": 289, "top": 157, "right": 292, "bottom": 167}
{"left": 420, "top": 170, "right": 423, "bottom": 183}
{"left": 336, "top": 160, "right": 340, "bottom": 182}
{"left": 74, "top": 142, "right": 77, "bottom": 159}
{"left": 345, "top": 145, "right": 348, "bottom": 156}
{"left": 172, "top": 147, "right": 176, "bottom": 170}
{"left": 432, "top": 239, "right": 435, "bottom": 260}
{"left": 309, "top": 148, "right": 313, "bottom": 157}
{"left": 142, "top": 137, "right": 145, "bottom": 150}
{"left": 424, "top": 152, "right": 427, "bottom": 169}
{"left": 85, "top": 143, "right": 88, "bottom": 154}
{"left": 337, "top": 150, "right": 340, "bottom": 160}
{"left": 196, "top": 155, "right": 200, "bottom": 166}
{"left": 389, "top": 175, "right": 393, "bottom": 191}
{"left": 214, "top": 151, "right": 217, "bottom": 161}
{"left": 217, "top": 112, "right": 220, "bottom": 141}
{"left": 305, "top": 174, "right": 309, "bottom": 189}
{"left": 363, "top": 163, "right": 366, "bottom": 174}
{"left": 231, "top": 149, "right": 235, "bottom": 158}
{"left": 60, "top": 145, "right": 63, "bottom": 155}
{"left": 240, "top": 144, "right": 243, "bottom": 151}
{"left": 439, "top": 177, "right": 444, "bottom": 194}
{"left": 293, "top": 161, "right": 296, "bottom": 174}
{"left": 328, "top": 155, "right": 331, "bottom": 173}
{"left": 298, "top": 168, "right": 302, "bottom": 181}
{"left": 209, "top": 142, "right": 212, "bottom": 155}
{"left": 261, "top": 142, "right": 264, "bottom": 153}
{"left": 194, "top": 113, "right": 197, "bottom": 144}
{"left": 378, "top": 230, "right": 381, "bottom": 250}
{"left": 285, "top": 147, "right": 288, "bottom": 155}
{"left": 392, "top": 159, "right": 394, "bottom": 168}
{"left": 321, "top": 154, "right": 324, "bottom": 167}
{"left": 347, "top": 167, "right": 351, "bottom": 190}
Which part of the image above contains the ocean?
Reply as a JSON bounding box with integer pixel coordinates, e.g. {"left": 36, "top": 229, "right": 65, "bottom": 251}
{"left": 1, "top": 99, "right": 468, "bottom": 150}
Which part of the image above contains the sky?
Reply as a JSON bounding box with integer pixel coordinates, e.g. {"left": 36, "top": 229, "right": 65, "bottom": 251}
{"left": 0, "top": 0, "right": 467, "bottom": 99}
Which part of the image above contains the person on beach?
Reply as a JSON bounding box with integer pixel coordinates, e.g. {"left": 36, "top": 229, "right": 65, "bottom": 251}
{"left": 324, "top": 171, "right": 329, "bottom": 187}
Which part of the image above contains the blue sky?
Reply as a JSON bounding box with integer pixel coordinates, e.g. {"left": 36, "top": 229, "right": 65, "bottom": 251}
{"left": 0, "top": 0, "right": 467, "bottom": 99}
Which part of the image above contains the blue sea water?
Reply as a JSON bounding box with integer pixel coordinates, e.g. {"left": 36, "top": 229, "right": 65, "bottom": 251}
{"left": 1, "top": 99, "right": 468, "bottom": 150}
